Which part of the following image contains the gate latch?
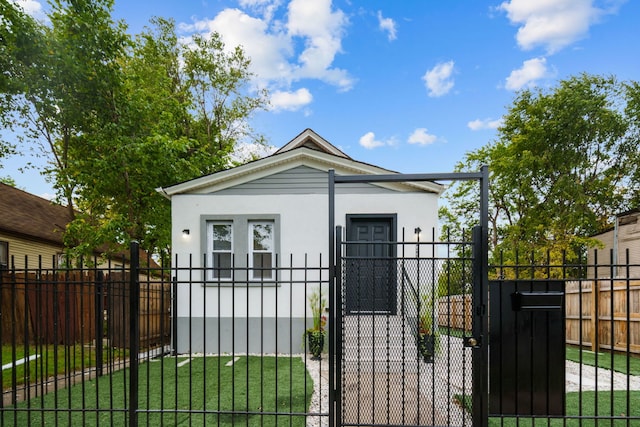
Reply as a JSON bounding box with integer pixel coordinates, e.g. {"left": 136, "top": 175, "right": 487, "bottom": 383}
{"left": 463, "top": 336, "right": 482, "bottom": 348}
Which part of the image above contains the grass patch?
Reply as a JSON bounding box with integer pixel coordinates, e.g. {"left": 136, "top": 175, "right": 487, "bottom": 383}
{"left": 438, "top": 326, "right": 466, "bottom": 338}
{"left": 566, "top": 346, "right": 640, "bottom": 376}
{"left": 437, "top": 336, "right": 640, "bottom": 377}
{"left": 3, "top": 355, "right": 314, "bottom": 426}
{"left": 2, "top": 344, "right": 127, "bottom": 388}
{"left": 488, "top": 390, "right": 640, "bottom": 426}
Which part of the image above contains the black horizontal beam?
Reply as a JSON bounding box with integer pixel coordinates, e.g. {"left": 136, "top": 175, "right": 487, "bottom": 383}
{"left": 334, "top": 171, "right": 484, "bottom": 184}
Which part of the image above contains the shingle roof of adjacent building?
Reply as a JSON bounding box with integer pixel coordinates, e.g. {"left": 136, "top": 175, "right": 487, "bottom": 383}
{"left": 0, "top": 183, "right": 71, "bottom": 245}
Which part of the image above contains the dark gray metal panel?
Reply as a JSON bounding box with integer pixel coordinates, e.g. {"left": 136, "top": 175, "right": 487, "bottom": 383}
{"left": 489, "top": 280, "right": 566, "bottom": 417}
{"left": 215, "top": 166, "right": 397, "bottom": 195}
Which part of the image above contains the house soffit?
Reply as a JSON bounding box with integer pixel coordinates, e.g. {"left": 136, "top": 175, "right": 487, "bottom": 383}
{"left": 161, "top": 148, "right": 444, "bottom": 196}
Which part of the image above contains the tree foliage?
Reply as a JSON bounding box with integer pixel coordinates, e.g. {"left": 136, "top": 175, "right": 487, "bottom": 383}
{"left": 0, "top": 0, "right": 44, "bottom": 160}
{"left": 441, "top": 74, "right": 640, "bottom": 271}
{"left": 2, "top": 1, "right": 268, "bottom": 257}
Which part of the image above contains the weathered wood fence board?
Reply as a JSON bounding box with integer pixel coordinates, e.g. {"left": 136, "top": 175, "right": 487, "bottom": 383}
{"left": 108, "top": 272, "right": 171, "bottom": 348}
{"left": 1, "top": 272, "right": 97, "bottom": 345}
{"left": 439, "top": 280, "right": 640, "bottom": 355}
{"left": 565, "top": 279, "right": 640, "bottom": 354}
{"left": 1, "top": 271, "right": 171, "bottom": 349}
{"left": 437, "top": 294, "right": 472, "bottom": 331}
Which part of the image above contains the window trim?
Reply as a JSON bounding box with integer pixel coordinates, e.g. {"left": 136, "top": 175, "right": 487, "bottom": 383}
{"left": 200, "top": 214, "right": 280, "bottom": 286}
{"left": 0, "top": 241, "right": 8, "bottom": 269}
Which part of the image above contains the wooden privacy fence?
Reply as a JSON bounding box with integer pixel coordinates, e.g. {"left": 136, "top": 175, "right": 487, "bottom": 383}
{"left": 108, "top": 272, "right": 172, "bottom": 348}
{"left": 438, "top": 280, "right": 640, "bottom": 355}
{"left": 565, "top": 279, "right": 640, "bottom": 355}
{"left": 437, "top": 294, "right": 472, "bottom": 331}
{"left": 0, "top": 271, "right": 171, "bottom": 349}
{"left": 0, "top": 271, "right": 98, "bottom": 345}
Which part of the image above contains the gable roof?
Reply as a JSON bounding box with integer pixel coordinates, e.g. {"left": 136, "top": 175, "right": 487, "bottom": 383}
{"left": 0, "top": 183, "right": 71, "bottom": 245}
{"left": 274, "top": 128, "right": 351, "bottom": 158}
{"left": 158, "top": 128, "right": 444, "bottom": 196}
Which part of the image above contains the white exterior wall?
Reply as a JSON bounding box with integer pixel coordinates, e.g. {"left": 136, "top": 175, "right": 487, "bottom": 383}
{"left": 172, "top": 192, "right": 438, "bottom": 318}
{"left": 170, "top": 190, "right": 439, "bottom": 353}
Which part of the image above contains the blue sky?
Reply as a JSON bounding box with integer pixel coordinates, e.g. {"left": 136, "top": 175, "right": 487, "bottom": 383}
{"left": 5, "top": 0, "right": 640, "bottom": 198}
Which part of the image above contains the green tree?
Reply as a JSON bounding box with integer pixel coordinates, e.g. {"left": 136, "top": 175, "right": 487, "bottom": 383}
{"left": 62, "top": 17, "right": 268, "bottom": 256}
{"left": 0, "top": 0, "right": 44, "bottom": 162}
{"left": 3, "top": 2, "right": 268, "bottom": 258}
{"left": 2, "top": 0, "right": 129, "bottom": 220}
{"left": 441, "top": 74, "right": 640, "bottom": 274}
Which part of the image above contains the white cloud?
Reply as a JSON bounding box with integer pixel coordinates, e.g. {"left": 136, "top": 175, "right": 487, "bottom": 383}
{"left": 286, "top": 0, "right": 353, "bottom": 90}
{"left": 407, "top": 128, "right": 437, "bottom": 145}
{"left": 181, "top": 0, "right": 354, "bottom": 96}
{"left": 467, "top": 118, "right": 503, "bottom": 131}
{"left": 377, "top": 11, "right": 397, "bottom": 41}
{"left": 505, "top": 57, "right": 552, "bottom": 90}
{"left": 183, "top": 8, "right": 294, "bottom": 86}
{"left": 422, "top": 61, "right": 455, "bottom": 97}
{"left": 498, "top": 0, "right": 622, "bottom": 54}
{"left": 270, "top": 88, "right": 313, "bottom": 111}
{"left": 10, "top": 0, "right": 47, "bottom": 21}
{"left": 359, "top": 132, "right": 396, "bottom": 149}
{"left": 238, "top": 0, "right": 282, "bottom": 21}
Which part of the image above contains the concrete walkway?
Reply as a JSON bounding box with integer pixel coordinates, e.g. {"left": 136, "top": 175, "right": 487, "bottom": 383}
{"left": 336, "top": 316, "right": 473, "bottom": 426}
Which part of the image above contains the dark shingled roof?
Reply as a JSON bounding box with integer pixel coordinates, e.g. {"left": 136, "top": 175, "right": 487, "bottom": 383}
{"left": 0, "top": 182, "right": 71, "bottom": 245}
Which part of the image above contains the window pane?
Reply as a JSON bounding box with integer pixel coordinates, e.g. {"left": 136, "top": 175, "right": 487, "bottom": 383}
{"left": 252, "top": 223, "right": 273, "bottom": 251}
{"left": 252, "top": 253, "right": 273, "bottom": 279}
{"left": 0, "top": 242, "right": 7, "bottom": 266}
{"left": 212, "top": 224, "right": 232, "bottom": 251}
{"left": 212, "top": 253, "right": 232, "bottom": 279}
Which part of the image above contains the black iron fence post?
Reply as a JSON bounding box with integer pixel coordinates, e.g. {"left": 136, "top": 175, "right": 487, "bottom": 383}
{"left": 334, "top": 225, "right": 343, "bottom": 427}
{"left": 470, "top": 164, "right": 490, "bottom": 427}
{"left": 95, "top": 271, "right": 104, "bottom": 377}
{"left": 328, "top": 169, "right": 337, "bottom": 427}
{"left": 172, "top": 276, "right": 178, "bottom": 355}
{"left": 129, "top": 241, "right": 140, "bottom": 427}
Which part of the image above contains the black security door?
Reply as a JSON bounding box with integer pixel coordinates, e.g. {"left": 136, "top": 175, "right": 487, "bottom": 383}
{"left": 345, "top": 215, "right": 396, "bottom": 314}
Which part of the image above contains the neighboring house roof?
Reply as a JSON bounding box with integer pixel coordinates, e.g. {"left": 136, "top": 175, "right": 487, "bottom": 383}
{"left": 0, "top": 182, "right": 71, "bottom": 245}
{"left": 0, "top": 183, "right": 160, "bottom": 265}
{"left": 591, "top": 208, "right": 640, "bottom": 237}
{"left": 158, "top": 128, "right": 445, "bottom": 197}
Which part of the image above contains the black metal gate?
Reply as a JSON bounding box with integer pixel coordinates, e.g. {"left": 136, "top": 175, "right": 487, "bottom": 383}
{"left": 328, "top": 168, "right": 490, "bottom": 427}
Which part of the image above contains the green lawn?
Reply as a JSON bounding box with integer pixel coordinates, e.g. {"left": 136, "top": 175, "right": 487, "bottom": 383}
{"left": 2, "top": 344, "right": 127, "bottom": 388}
{"left": 439, "top": 328, "right": 640, "bottom": 377}
{"left": 566, "top": 346, "right": 640, "bottom": 376}
{"left": 488, "top": 390, "right": 640, "bottom": 426}
{"left": 2, "top": 355, "right": 314, "bottom": 427}
{"left": 456, "top": 391, "right": 640, "bottom": 426}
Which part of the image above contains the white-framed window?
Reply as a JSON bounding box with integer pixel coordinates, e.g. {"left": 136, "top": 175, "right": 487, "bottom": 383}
{"left": 0, "top": 241, "right": 8, "bottom": 269}
{"left": 56, "top": 252, "right": 67, "bottom": 268}
{"left": 249, "top": 220, "right": 274, "bottom": 280}
{"left": 207, "top": 221, "right": 233, "bottom": 280}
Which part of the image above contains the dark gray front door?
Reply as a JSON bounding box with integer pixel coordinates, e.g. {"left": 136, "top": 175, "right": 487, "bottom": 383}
{"left": 345, "top": 215, "right": 396, "bottom": 314}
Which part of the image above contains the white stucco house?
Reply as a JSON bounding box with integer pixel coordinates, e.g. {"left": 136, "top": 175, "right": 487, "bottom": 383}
{"left": 157, "top": 129, "right": 444, "bottom": 354}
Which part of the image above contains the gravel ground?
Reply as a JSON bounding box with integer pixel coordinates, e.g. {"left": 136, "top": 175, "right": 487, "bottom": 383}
{"left": 565, "top": 360, "right": 640, "bottom": 392}
{"left": 304, "top": 356, "right": 330, "bottom": 427}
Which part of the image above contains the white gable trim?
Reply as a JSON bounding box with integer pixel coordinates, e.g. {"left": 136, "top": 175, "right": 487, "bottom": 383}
{"left": 158, "top": 147, "right": 444, "bottom": 197}
{"left": 274, "top": 128, "right": 350, "bottom": 158}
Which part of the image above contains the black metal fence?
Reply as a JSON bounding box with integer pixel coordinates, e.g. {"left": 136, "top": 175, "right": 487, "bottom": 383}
{"left": 1, "top": 244, "right": 330, "bottom": 427}
{"left": 1, "top": 243, "right": 639, "bottom": 426}
{"left": 487, "top": 249, "right": 640, "bottom": 426}
{"left": 336, "top": 230, "right": 476, "bottom": 427}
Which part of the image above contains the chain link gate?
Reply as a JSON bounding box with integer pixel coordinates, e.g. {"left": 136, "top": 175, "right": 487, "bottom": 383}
{"left": 328, "top": 168, "right": 489, "bottom": 427}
